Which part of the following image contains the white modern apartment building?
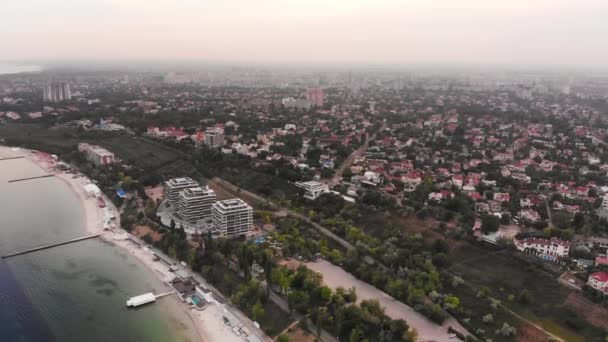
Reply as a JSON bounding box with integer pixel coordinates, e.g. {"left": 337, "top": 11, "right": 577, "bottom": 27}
{"left": 295, "top": 181, "right": 329, "bottom": 200}
{"left": 164, "top": 177, "right": 199, "bottom": 207}
{"left": 205, "top": 127, "right": 225, "bottom": 148}
{"left": 78, "top": 143, "right": 115, "bottom": 166}
{"left": 212, "top": 199, "right": 253, "bottom": 238}
{"left": 177, "top": 186, "right": 216, "bottom": 222}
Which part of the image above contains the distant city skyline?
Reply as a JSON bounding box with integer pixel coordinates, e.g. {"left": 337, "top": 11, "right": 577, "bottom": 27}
{"left": 2, "top": 0, "right": 608, "bottom": 67}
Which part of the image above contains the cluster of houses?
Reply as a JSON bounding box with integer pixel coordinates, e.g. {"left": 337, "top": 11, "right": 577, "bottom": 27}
{"left": 146, "top": 124, "right": 227, "bottom": 149}
{"left": 324, "top": 103, "right": 608, "bottom": 228}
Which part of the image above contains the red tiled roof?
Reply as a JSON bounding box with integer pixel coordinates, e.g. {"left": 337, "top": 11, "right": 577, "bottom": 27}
{"left": 591, "top": 272, "right": 608, "bottom": 283}
{"left": 596, "top": 257, "right": 608, "bottom": 265}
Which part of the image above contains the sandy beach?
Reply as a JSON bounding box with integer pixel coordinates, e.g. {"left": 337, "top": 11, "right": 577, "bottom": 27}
{"left": 0, "top": 146, "right": 255, "bottom": 342}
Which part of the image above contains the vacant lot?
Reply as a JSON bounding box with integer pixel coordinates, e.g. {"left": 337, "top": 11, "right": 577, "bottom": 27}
{"left": 286, "top": 324, "right": 315, "bottom": 342}
{"left": 206, "top": 180, "right": 237, "bottom": 201}
{"left": 0, "top": 124, "right": 184, "bottom": 171}
{"left": 565, "top": 292, "right": 608, "bottom": 331}
{"left": 207, "top": 177, "right": 267, "bottom": 206}
{"left": 95, "top": 135, "right": 181, "bottom": 170}
{"left": 132, "top": 225, "right": 164, "bottom": 242}
{"left": 0, "top": 123, "right": 80, "bottom": 152}
{"left": 144, "top": 185, "right": 164, "bottom": 203}
{"left": 448, "top": 243, "right": 605, "bottom": 341}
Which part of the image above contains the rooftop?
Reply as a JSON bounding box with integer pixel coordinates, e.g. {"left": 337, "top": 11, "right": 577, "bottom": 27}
{"left": 181, "top": 186, "right": 215, "bottom": 198}
{"left": 167, "top": 177, "right": 197, "bottom": 186}
{"left": 214, "top": 198, "right": 251, "bottom": 210}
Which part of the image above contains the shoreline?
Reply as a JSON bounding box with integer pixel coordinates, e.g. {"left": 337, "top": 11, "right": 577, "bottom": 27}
{"left": 0, "top": 146, "right": 209, "bottom": 342}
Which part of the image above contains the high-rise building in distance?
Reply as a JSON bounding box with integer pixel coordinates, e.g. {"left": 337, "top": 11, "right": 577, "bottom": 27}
{"left": 211, "top": 199, "right": 253, "bottom": 238}
{"left": 305, "top": 87, "right": 324, "bottom": 107}
{"left": 43, "top": 82, "right": 71, "bottom": 102}
{"left": 205, "top": 127, "right": 225, "bottom": 148}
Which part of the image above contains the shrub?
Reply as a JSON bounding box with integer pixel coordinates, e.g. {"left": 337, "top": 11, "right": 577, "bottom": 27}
{"left": 482, "top": 314, "right": 494, "bottom": 324}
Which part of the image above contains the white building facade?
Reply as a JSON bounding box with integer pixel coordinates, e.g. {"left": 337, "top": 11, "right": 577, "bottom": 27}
{"left": 178, "top": 186, "right": 216, "bottom": 222}
{"left": 513, "top": 236, "right": 570, "bottom": 261}
{"left": 164, "top": 177, "right": 199, "bottom": 207}
{"left": 212, "top": 199, "right": 253, "bottom": 238}
{"left": 205, "top": 127, "right": 225, "bottom": 148}
{"left": 78, "top": 143, "right": 115, "bottom": 166}
{"left": 588, "top": 272, "right": 608, "bottom": 294}
{"left": 295, "top": 181, "right": 329, "bottom": 200}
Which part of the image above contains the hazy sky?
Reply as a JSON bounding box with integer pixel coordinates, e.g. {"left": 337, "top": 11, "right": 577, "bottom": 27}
{"left": 2, "top": 0, "right": 608, "bottom": 67}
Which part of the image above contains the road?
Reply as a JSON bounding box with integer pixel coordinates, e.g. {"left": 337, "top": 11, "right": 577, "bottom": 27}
{"left": 330, "top": 139, "right": 369, "bottom": 186}
{"left": 330, "top": 121, "right": 387, "bottom": 186}
{"left": 546, "top": 199, "right": 554, "bottom": 228}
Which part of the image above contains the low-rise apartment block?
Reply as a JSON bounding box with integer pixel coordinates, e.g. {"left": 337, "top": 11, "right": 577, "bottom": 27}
{"left": 295, "top": 181, "right": 329, "bottom": 200}
{"left": 78, "top": 143, "right": 115, "bottom": 166}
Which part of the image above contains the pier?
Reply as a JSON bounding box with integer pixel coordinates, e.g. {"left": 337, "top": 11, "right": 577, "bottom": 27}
{"left": 126, "top": 291, "right": 174, "bottom": 307}
{"left": 0, "top": 156, "right": 25, "bottom": 161}
{"left": 8, "top": 174, "right": 55, "bottom": 183}
{"left": 2, "top": 234, "right": 103, "bottom": 259}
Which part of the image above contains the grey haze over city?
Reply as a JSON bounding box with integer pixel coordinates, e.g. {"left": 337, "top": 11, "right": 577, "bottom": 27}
{"left": 2, "top": 0, "right": 608, "bottom": 68}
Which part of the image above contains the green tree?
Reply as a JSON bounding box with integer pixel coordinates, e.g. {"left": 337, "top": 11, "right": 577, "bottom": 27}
{"left": 349, "top": 327, "right": 364, "bottom": 342}
{"left": 252, "top": 301, "right": 265, "bottom": 321}
{"left": 481, "top": 215, "right": 500, "bottom": 234}
{"left": 315, "top": 306, "right": 329, "bottom": 338}
{"left": 517, "top": 289, "right": 532, "bottom": 305}
{"left": 144, "top": 199, "right": 157, "bottom": 218}
{"left": 552, "top": 211, "right": 571, "bottom": 229}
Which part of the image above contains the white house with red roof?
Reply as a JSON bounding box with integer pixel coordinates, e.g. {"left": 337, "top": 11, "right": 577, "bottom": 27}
{"left": 402, "top": 170, "right": 423, "bottom": 192}
{"left": 518, "top": 209, "right": 541, "bottom": 222}
{"left": 588, "top": 272, "right": 608, "bottom": 295}
{"left": 576, "top": 186, "right": 590, "bottom": 197}
{"left": 428, "top": 190, "right": 453, "bottom": 202}
{"left": 596, "top": 257, "right": 608, "bottom": 266}
{"left": 540, "top": 160, "right": 555, "bottom": 172}
{"left": 451, "top": 174, "right": 464, "bottom": 189}
{"left": 511, "top": 173, "right": 531, "bottom": 184}
{"left": 469, "top": 192, "right": 482, "bottom": 200}
{"left": 494, "top": 192, "right": 510, "bottom": 203}
{"left": 390, "top": 161, "right": 413, "bottom": 174}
